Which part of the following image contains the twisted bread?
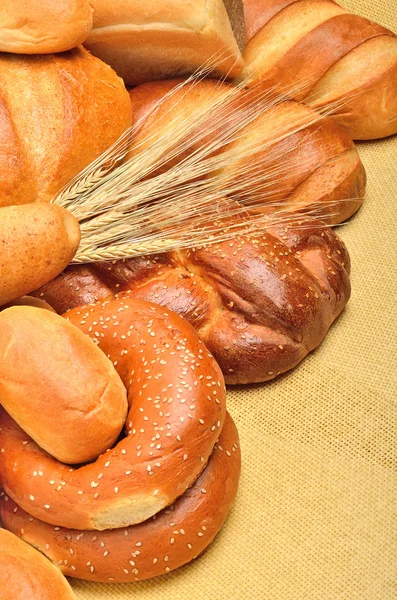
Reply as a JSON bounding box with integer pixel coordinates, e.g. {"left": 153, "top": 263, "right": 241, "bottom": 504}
{"left": 0, "top": 294, "right": 226, "bottom": 530}
{"left": 242, "top": 0, "right": 397, "bottom": 139}
{"left": 0, "top": 47, "right": 131, "bottom": 207}
{"left": 0, "top": 412, "right": 240, "bottom": 583}
{"left": 0, "top": 1, "right": 93, "bottom": 54}
{"left": 34, "top": 220, "right": 350, "bottom": 384}
{"left": 0, "top": 528, "right": 75, "bottom": 599}
{"left": 128, "top": 79, "right": 365, "bottom": 223}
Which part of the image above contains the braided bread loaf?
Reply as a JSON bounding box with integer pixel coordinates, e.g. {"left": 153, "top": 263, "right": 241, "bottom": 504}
{"left": 242, "top": 0, "right": 397, "bottom": 139}
{"left": 35, "top": 220, "right": 350, "bottom": 384}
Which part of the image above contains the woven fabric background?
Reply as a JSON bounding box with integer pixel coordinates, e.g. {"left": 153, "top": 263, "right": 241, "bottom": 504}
{"left": 72, "top": 1, "right": 397, "bottom": 598}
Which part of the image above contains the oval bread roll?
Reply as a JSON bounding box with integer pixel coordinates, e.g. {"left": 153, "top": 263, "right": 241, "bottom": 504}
{"left": 0, "top": 528, "right": 75, "bottom": 599}
{"left": 0, "top": 204, "right": 80, "bottom": 306}
{"left": 0, "top": 0, "right": 93, "bottom": 54}
{"left": 0, "top": 306, "right": 128, "bottom": 464}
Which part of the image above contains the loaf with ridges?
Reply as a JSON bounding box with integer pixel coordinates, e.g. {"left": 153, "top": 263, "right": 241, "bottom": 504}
{"left": 241, "top": 0, "right": 397, "bottom": 139}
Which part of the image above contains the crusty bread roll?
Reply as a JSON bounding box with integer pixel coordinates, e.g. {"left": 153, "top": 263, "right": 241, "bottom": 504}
{"left": 241, "top": 0, "right": 397, "bottom": 140}
{"left": 84, "top": 0, "right": 243, "bottom": 86}
{"left": 0, "top": 1, "right": 93, "bottom": 54}
{"left": 0, "top": 204, "right": 80, "bottom": 306}
{"left": 34, "top": 219, "right": 351, "bottom": 385}
{"left": 0, "top": 47, "right": 131, "bottom": 207}
{"left": 0, "top": 296, "right": 226, "bottom": 530}
{"left": 0, "top": 306, "right": 127, "bottom": 464}
{"left": 0, "top": 528, "right": 75, "bottom": 599}
{"left": 128, "top": 79, "right": 365, "bottom": 223}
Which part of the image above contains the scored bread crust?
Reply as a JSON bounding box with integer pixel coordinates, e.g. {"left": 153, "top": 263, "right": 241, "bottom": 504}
{"left": 241, "top": 0, "right": 397, "bottom": 139}
{"left": 0, "top": 412, "right": 241, "bottom": 583}
{"left": 0, "top": 47, "right": 131, "bottom": 208}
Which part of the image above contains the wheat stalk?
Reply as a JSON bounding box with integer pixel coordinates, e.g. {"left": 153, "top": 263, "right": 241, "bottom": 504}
{"left": 52, "top": 63, "right": 360, "bottom": 263}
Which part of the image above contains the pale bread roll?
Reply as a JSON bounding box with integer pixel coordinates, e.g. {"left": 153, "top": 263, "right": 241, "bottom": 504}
{"left": 0, "top": 306, "right": 127, "bottom": 464}
{"left": 0, "top": 0, "right": 93, "bottom": 54}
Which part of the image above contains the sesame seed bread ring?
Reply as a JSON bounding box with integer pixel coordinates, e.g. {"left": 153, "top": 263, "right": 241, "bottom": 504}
{"left": 0, "top": 413, "right": 240, "bottom": 583}
{"left": 0, "top": 294, "right": 226, "bottom": 531}
{"left": 0, "top": 528, "right": 76, "bottom": 599}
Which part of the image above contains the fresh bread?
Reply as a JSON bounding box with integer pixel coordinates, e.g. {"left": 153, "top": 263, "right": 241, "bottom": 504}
{"left": 0, "top": 46, "right": 131, "bottom": 207}
{"left": 33, "top": 219, "right": 351, "bottom": 385}
{"left": 0, "top": 528, "right": 75, "bottom": 599}
{"left": 0, "top": 295, "right": 226, "bottom": 530}
{"left": 84, "top": 0, "right": 244, "bottom": 85}
{"left": 0, "top": 1, "right": 93, "bottom": 54}
{"left": 0, "top": 204, "right": 80, "bottom": 306}
{"left": 127, "top": 79, "right": 365, "bottom": 223}
{"left": 241, "top": 0, "right": 397, "bottom": 140}
{"left": 0, "top": 412, "right": 240, "bottom": 583}
{"left": 0, "top": 306, "right": 127, "bottom": 464}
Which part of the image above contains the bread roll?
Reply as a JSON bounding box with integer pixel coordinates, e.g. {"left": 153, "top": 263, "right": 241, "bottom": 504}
{"left": 0, "top": 306, "right": 127, "bottom": 464}
{"left": 0, "top": 1, "right": 93, "bottom": 54}
{"left": 0, "top": 528, "right": 75, "bottom": 599}
{"left": 242, "top": 0, "right": 397, "bottom": 140}
{"left": 84, "top": 0, "right": 243, "bottom": 85}
{"left": 0, "top": 47, "right": 131, "bottom": 207}
{"left": 0, "top": 204, "right": 80, "bottom": 306}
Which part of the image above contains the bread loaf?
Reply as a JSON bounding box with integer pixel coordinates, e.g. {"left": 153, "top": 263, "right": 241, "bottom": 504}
{"left": 0, "top": 306, "right": 127, "bottom": 464}
{"left": 128, "top": 79, "right": 365, "bottom": 223}
{"left": 34, "top": 220, "right": 350, "bottom": 385}
{"left": 84, "top": 0, "right": 244, "bottom": 85}
{"left": 0, "top": 1, "right": 93, "bottom": 54}
{"left": 0, "top": 47, "right": 131, "bottom": 207}
{"left": 0, "top": 528, "right": 75, "bottom": 599}
{"left": 0, "top": 204, "right": 80, "bottom": 306}
{"left": 242, "top": 0, "right": 397, "bottom": 139}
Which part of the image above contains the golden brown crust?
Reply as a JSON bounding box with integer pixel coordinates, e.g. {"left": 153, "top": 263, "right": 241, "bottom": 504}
{"left": 34, "top": 220, "right": 351, "bottom": 385}
{"left": 0, "top": 0, "right": 93, "bottom": 54}
{"left": 0, "top": 412, "right": 240, "bottom": 583}
{"left": 0, "top": 306, "right": 127, "bottom": 464}
{"left": 241, "top": 0, "right": 397, "bottom": 139}
{"left": 0, "top": 47, "right": 131, "bottom": 207}
{"left": 0, "top": 295, "right": 226, "bottom": 530}
{"left": 0, "top": 529, "right": 75, "bottom": 599}
{"left": 0, "top": 204, "right": 80, "bottom": 307}
{"left": 85, "top": 0, "right": 243, "bottom": 86}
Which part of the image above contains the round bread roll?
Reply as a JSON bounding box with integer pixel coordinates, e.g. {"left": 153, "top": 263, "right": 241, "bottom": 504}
{"left": 0, "top": 528, "right": 75, "bottom": 599}
{"left": 0, "top": 204, "right": 80, "bottom": 307}
{"left": 0, "top": 295, "right": 226, "bottom": 530}
{"left": 0, "top": 306, "right": 127, "bottom": 464}
{"left": 0, "top": 46, "right": 131, "bottom": 207}
{"left": 241, "top": 0, "right": 397, "bottom": 140}
{"left": 0, "top": 1, "right": 93, "bottom": 54}
{"left": 0, "top": 412, "right": 240, "bottom": 583}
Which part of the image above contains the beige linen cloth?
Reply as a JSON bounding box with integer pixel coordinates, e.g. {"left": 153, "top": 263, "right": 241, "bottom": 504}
{"left": 73, "top": 1, "right": 397, "bottom": 597}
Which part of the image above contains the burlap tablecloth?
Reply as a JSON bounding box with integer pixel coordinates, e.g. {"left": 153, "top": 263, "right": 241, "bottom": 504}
{"left": 72, "top": 1, "right": 397, "bottom": 597}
